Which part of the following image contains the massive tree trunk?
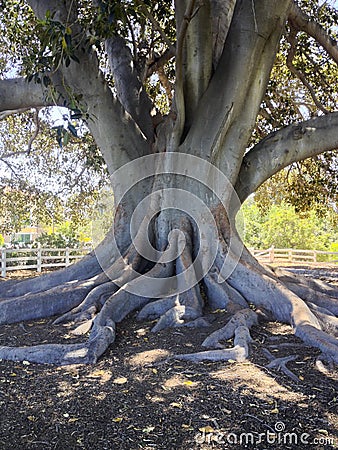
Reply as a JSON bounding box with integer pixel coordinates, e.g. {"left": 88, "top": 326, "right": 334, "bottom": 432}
{"left": 0, "top": 0, "right": 337, "bottom": 368}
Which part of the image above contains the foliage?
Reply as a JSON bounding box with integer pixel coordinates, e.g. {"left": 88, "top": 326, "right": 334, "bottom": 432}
{"left": 0, "top": 109, "right": 107, "bottom": 233}
{"left": 0, "top": 233, "right": 4, "bottom": 247}
{"left": 242, "top": 198, "right": 338, "bottom": 250}
{"left": 34, "top": 221, "right": 89, "bottom": 248}
{"left": 254, "top": 155, "right": 338, "bottom": 216}
{"left": 0, "top": 0, "right": 337, "bottom": 228}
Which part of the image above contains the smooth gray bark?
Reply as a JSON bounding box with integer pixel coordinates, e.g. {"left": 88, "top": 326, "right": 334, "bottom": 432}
{"left": 236, "top": 112, "right": 338, "bottom": 202}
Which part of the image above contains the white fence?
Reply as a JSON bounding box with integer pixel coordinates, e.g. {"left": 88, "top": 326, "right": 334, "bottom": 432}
{"left": 1, "top": 245, "right": 337, "bottom": 278}
{"left": 252, "top": 247, "right": 338, "bottom": 264}
{"left": 0, "top": 246, "right": 91, "bottom": 277}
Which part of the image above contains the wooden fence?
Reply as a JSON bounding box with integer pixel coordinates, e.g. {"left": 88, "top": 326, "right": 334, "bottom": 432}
{"left": 252, "top": 247, "right": 338, "bottom": 264}
{"left": 0, "top": 246, "right": 92, "bottom": 277}
{"left": 1, "top": 245, "right": 337, "bottom": 278}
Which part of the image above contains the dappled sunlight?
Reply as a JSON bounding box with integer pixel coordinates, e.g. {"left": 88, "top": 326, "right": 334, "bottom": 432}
{"left": 210, "top": 363, "right": 307, "bottom": 403}
{"left": 128, "top": 349, "right": 171, "bottom": 367}
{"left": 163, "top": 374, "right": 200, "bottom": 390}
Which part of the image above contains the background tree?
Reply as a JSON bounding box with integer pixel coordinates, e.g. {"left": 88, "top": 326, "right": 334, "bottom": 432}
{"left": 242, "top": 198, "right": 338, "bottom": 251}
{"left": 0, "top": 0, "right": 337, "bottom": 368}
{"left": 0, "top": 108, "right": 108, "bottom": 234}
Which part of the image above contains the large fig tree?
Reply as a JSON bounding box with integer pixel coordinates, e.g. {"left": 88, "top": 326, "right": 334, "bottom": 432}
{"left": 0, "top": 0, "right": 337, "bottom": 366}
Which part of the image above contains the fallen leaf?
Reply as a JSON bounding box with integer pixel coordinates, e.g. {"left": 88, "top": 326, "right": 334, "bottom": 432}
{"left": 86, "top": 370, "right": 107, "bottom": 378}
{"left": 113, "top": 377, "right": 128, "bottom": 384}
{"left": 183, "top": 380, "right": 196, "bottom": 386}
{"left": 318, "top": 429, "right": 329, "bottom": 436}
{"left": 68, "top": 418, "right": 79, "bottom": 423}
{"left": 113, "top": 417, "right": 123, "bottom": 423}
{"left": 299, "top": 375, "right": 304, "bottom": 381}
{"left": 170, "top": 402, "right": 182, "bottom": 408}
{"left": 199, "top": 426, "right": 215, "bottom": 433}
{"left": 152, "top": 368, "right": 158, "bottom": 374}
{"left": 270, "top": 408, "right": 279, "bottom": 414}
{"left": 142, "top": 426, "right": 155, "bottom": 433}
{"left": 27, "top": 416, "right": 36, "bottom": 422}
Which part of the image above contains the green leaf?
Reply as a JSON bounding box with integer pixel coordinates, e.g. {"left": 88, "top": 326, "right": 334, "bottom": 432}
{"left": 68, "top": 124, "right": 78, "bottom": 137}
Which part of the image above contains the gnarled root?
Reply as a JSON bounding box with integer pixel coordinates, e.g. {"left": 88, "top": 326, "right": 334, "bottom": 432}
{"left": 0, "top": 213, "right": 337, "bottom": 367}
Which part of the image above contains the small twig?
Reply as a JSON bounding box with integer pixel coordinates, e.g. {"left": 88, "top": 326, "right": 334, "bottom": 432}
{"left": 263, "top": 348, "right": 300, "bottom": 383}
{"left": 286, "top": 27, "right": 330, "bottom": 114}
{"left": 244, "top": 414, "right": 275, "bottom": 434}
{"left": 27, "top": 108, "right": 41, "bottom": 154}
{"left": 0, "top": 108, "right": 30, "bottom": 120}
{"left": 137, "top": 1, "right": 175, "bottom": 50}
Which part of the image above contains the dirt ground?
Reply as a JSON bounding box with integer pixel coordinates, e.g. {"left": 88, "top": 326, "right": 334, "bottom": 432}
{"left": 0, "top": 266, "right": 337, "bottom": 450}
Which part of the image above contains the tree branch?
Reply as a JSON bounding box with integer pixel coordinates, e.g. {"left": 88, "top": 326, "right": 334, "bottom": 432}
{"left": 136, "top": 1, "right": 175, "bottom": 51}
{"left": 288, "top": 1, "right": 338, "bottom": 64}
{"left": 286, "top": 26, "right": 330, "bottom": 114}
{"left": 105, "top": 36, "right": 155, "bottom": 142}
{"left": 182, "top": 0, "right": 292, "bottom": 184}
{"left": 235, "top": 112, "right": 338, "bottom": 202}
{"left": 175, "top": 0, "right": 213, "bottom": 134}
{"left": 210, "top": 0, "right": 237, "bottom": 69}
{"left": 168, "top": 0, "right": 197, "bottom": 151}
{"left": 0, "top": 78, "right": 53, "bottom": 113}
{"left": 27, "top": 108, "right": 41, "bottom": 154}
{"left": 146, "top": 47, "right": 176, "bottom": 78}
{"left": 27, "top": 0, "right": 152, "bottom": 172}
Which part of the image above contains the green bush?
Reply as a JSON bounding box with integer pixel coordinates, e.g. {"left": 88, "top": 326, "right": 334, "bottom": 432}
{"left": 34, "top": 231, "right": 80, "bottom": 248}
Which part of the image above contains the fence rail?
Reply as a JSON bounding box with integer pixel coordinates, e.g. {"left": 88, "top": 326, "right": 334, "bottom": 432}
{"left": 251, "top": 247, "right": 338, "bottom": 264}
{"left": 0, "top": 246, "right": 92, "bottom": 277}
{"left": 1, "top": 245, "right": 337, "bottom": 278}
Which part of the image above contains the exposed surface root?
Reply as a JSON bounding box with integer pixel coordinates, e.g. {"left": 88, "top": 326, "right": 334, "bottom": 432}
{"left": 263, "top": 349, "right": 300, "bottom": 383}
{"left": 0, "top": 278, "right": 99, "bottom": 325}
{"left": 295, "top": 324, "right": 338, "bottom": 364}
{"left": 137, "top": 297, "right": 177, "bottom": 320}
{"left": 53, "top": 281, "right": 118, "bottom": 325}
{"left": 173, "top": 324, "right": 254, "bottom": 362}
{"left": 0, "top": 315, "right": 116, "bottom": 364}
{"left": 0, "top": 218, "right": 337, "bottom": 367}
{"left": 308, "top": 302, "right": 338, "bottom": 336}
{"left": 203, "top": 272, "right": 248, "bottom": 311}
{"left": 275, "top": 267, "right": 338, "bottom": 299}
{"left": 202, "top": 308, "right": 258, "bottom": 349}
{"left": 0, "top": 250, "right": 104, "bottom": 299}
{"left": 152, "top": 302, "right": 185, "bottom": 332}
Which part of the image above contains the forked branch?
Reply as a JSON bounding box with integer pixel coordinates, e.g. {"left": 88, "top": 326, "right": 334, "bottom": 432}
{"left": 288, "top": 1, "right": 338, "bottom": 64}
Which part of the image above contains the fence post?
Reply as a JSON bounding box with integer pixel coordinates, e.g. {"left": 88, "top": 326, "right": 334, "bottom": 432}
{"left": 65, "top": 247, "right": 70, "bottom": 267}
{"left": 37, "top": 243, "right": 42, "bottom": 272}
{"left": 313, "top": 250, "right": 317, "bottom": 263}
{"left": 288, "top": 249, "right": 293, "bottom": 262}
{"left": 1, "top": 249, "right": 6, "bottom": 278}
{"left": 269, "top": 246, "right": 275, "bottom": 263}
